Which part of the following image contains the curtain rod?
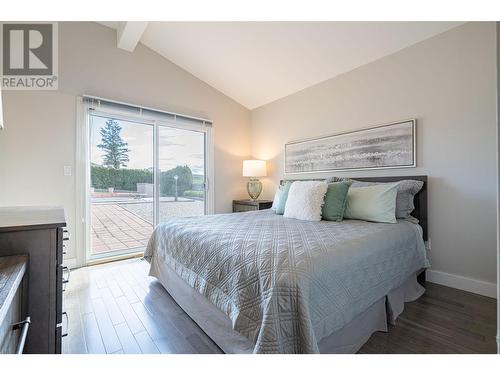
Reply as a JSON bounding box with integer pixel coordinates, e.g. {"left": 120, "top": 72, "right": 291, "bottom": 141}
{"left": 82, "top": 94, "right": 213, "bottom": 124}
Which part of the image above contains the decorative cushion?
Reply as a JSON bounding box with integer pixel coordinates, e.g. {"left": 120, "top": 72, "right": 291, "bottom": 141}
{"left": 325, "top": 178, "right": 423, "bottom": 219}
{"left": 344, "top": 183, "right": 398, "bottom": 223}
{"left": 271, "top": 186, "right": 282, "bottom": 210}
{"left": 321, "top": 181, "right": 352, "bottom": 221}
{"left": 283, "top": 181, "right": 328, "bottom": 221}
{"left": 349, "top": 180, "right": 423, "bottom": 219}
{"left": 274, "top": 181, "right": 293, "bottom": 215}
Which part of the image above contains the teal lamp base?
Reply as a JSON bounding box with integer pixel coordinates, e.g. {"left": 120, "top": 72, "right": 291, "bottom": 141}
{"left": 247, "top": 178, "right": 263, "bottom": 200}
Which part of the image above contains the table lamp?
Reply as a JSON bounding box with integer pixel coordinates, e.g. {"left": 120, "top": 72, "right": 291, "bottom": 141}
{"left": 242, "top": 160, "right": 267, "bottom": 200}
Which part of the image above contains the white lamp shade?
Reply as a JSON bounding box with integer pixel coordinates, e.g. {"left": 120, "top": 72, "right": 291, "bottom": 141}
{"left": 243, "top": 160, "right": 266, "bottom": 177}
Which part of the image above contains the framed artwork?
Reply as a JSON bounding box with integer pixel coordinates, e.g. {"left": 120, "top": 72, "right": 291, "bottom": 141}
{"left": 284, "top": 119, "right": 416, "bottom": 174}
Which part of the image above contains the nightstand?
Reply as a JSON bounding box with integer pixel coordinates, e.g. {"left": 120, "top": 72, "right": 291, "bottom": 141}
{"left": 233, "top": 199, "right": 273, "bottom": 212}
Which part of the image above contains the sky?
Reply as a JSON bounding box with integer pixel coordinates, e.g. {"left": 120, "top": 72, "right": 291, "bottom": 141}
{"left": 90, "top": 115, "right": 205, "bottom": 175}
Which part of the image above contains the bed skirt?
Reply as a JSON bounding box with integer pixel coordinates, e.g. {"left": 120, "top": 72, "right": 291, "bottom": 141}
{"left": 149, "top": 256, "right": 425, "bottom": 354}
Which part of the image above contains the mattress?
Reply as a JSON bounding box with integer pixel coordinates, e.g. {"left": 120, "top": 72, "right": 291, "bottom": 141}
{"left": 145, "top": 209, "right": 428, "bottom": 354}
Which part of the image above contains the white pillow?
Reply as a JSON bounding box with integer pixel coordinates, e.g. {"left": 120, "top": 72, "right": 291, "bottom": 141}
{"left": 271, "top": 186, "right": 282, "bottom": 210}
{"left": 283, "top": 181, "right": 328, "bottom": 221}
{"left": 344, "top": 183, "right": 398, "bottom": 223}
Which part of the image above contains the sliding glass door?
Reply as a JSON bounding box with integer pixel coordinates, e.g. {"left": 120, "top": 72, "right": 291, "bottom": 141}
{"left": 87, "top": 111, "right": 209, "bottom": 262}
{"left": 89, "top": 114, "right": 154, "bottom": 258}
{"left": 158, "top": 125, "right": 206, "bottom": 223}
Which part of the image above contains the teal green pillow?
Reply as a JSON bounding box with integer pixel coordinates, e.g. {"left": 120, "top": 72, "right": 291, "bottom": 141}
{"left": 275, "top": 181, "right": 292, "bottom": 215}
{"left": 321, "top": 181, "right": 352, "bottom": 221}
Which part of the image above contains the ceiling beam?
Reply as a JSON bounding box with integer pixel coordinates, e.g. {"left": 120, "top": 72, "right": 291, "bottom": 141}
{"left": 116, "top": 22, "right": 148, "bottom": 52}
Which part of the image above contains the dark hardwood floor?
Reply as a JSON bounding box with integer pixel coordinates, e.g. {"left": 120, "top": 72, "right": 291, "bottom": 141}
{"left": 359, "top": 281, "right": 497, "bottom": 353}
{"left": 62, "top": 258, "right": 497, "bottom": 354}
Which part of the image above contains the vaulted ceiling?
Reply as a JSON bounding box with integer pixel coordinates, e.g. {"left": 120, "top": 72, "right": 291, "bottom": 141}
{"left": 101, "top": 22, "right": 464, "bottom": 109}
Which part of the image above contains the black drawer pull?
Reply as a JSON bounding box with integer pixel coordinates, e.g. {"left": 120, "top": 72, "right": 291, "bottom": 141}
{"left": 61, "top": 312, "right": 69, "bottom": 337}
{"left": 12, "top": 316, "right": 31, "bottom": 354}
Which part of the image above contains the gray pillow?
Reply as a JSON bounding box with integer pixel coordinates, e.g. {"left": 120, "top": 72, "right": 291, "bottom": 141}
{"left": 349, "top": 179, "right": 423, "bottom": 219}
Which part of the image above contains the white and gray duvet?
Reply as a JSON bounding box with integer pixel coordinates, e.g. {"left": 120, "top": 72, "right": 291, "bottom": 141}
{"left": 145, "top": 209, "right": 428, "bottom": 354}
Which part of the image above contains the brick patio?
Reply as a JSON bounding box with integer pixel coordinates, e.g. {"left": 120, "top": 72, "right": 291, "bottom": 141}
{"left": 91, "top": 204, "right": 153, "bottom": 254}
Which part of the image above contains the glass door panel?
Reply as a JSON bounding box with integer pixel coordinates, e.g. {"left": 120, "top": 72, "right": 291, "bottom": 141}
{"left": 89, "top": 114, "right": 154, "bottom": 258}
{"left": 158, "top": 126, "right": 206, "bottom": 222}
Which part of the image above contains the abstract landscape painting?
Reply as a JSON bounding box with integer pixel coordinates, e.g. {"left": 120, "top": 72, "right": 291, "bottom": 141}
{"left": 285, "top": 120, "right": 415, "bottom": 174}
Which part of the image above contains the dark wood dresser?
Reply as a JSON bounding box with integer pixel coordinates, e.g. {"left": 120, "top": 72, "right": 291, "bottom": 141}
{"left": 233, "top": 199, "right": 273, "bottom": 212}
{"left": 0, "top": 206, "right": 67, "bottom": 354}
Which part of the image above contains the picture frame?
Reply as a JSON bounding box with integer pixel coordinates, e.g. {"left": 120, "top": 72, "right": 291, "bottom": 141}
{"left": 284, "top": 119, "right": 416, "bottom": 174}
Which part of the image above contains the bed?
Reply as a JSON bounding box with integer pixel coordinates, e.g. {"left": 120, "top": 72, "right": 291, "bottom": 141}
{"left": 144, "top": 176, "right": 429, "bottom": 354}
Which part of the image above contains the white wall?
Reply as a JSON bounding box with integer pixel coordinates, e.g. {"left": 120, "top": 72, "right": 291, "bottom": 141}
{"left": 251, "top": 22, "right": 498, "bottom": 295}
{"left": 0, "top": 22, "right": 251, "bottom": 263}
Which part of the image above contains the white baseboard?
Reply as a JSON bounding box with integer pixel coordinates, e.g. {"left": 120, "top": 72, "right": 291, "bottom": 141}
{"left": 426, "top": 269, "right": 497, "bottom": 298}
